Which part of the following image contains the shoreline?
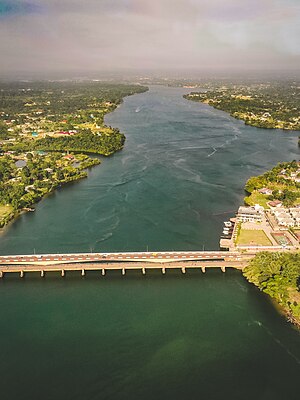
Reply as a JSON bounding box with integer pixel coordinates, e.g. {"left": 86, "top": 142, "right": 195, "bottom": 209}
{"left": 0, "top": 170, "right": 91, "bottom": 232}
{"left": 184, "top": 96, "right": 300, "bottom": 132}
{"left": 0, "top": 84, "right": 149, "bottom": 232}
{"left": 245, "top": 275, "right": 300, "bottom": 329}
{"left": 242, "top": 252, "right": 300, "bottom": 330}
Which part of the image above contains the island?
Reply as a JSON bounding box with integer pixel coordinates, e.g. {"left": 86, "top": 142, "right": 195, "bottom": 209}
{"left": 184, "top": 80, "right": 300, "bottom": 131}
{"left": 0, "top": 81, "right": 148, "bottom": 227}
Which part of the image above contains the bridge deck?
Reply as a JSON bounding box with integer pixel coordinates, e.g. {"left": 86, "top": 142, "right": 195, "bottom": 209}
{"left": 0, "top": 250, "right": 249, "bottom": 266}
{"left": 0, "top": 251, "right": 252, "bottom": 277}
{"left": 0, "top": 260, "right": 247, "bottom": 278}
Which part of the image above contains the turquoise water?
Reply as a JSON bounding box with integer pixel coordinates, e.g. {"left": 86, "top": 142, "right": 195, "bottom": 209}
{"left": 0, "top": 86, "right": 299, "bottom": 399}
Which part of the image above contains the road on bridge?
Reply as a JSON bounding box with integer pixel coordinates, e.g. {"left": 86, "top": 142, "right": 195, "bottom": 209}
{"left": 0, "top": 251, "right": 247, "bottom": 266}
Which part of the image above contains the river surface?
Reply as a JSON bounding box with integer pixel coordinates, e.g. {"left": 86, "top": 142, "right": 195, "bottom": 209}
{"left": 0, "top": 86, "right": 300, "bottom": 399}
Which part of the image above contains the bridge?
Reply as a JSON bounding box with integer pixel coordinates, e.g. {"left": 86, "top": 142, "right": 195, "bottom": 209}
{"left": 0, "top": 251, "right": 254, "bottom": 278}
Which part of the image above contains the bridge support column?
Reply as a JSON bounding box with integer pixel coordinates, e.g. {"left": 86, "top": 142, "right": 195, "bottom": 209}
{"left": 41, "top": 270, "right": 45, "bottom": 277}
{"left": 221, "top": 266, "right": 226, "bottom": 273}
{"left": 201, "top": 266, "right": 206, "bottom": 273}
{"left": 81, "top": 269, "right": 85, "bottom": 277}
{"left": 0, "top": 271, "right": 3, "bottom": 278}
{"left": 142, "top": 268, "right": 146, "bottom": 275}
{"left": 102, "top": 269, "right": 105, "bottom": 276}
{"left": 162, "top": 268, "right": 166, "bottom": 274}
{"left": 61, "top": 269, "right": 65, "bottom": 277}
{"left": 20, "top": 270, "right": 24, "bottom": 278}
{"left": 122, "top": 268, "right": 126, "bottom": 276}
{"left": 181, "top": 267, "right": 186, "bottom": 274}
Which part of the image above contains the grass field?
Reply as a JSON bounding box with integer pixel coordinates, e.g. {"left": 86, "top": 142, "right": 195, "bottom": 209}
{"left": 236, "top": 229, "right": 272, "bottom": 246}
{"left": 244, "top": 191, "right": 270, "bottom": 209}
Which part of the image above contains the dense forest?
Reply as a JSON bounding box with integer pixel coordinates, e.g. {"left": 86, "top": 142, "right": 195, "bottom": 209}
{"left": 243, "top": 252, "right": 300, "bottom": 326}
{"left": 3, "top": 129, "right": 125, "bottom": 156}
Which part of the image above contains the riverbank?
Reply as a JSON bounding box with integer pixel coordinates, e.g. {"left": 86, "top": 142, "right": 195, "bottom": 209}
{"left": 0, "top": 82, "right": 148, "bottom": 229}
{"left": 183, "top": 80, "right": 300, "bottom": 131}
{"left": 0, "top": 156, "right": 97, "bottom": 229}
{"left": 243, "top": 252, "right": 300, "bottom": 328}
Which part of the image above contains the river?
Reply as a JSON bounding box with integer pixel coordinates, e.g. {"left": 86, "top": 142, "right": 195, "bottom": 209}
{"left": 0, "top": 85, "right": 299, "bottom": 399}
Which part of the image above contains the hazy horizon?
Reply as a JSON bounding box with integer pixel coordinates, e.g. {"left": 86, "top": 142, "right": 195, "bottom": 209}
{"left": 0, "top": 0, "right": 299, "bottom": 79}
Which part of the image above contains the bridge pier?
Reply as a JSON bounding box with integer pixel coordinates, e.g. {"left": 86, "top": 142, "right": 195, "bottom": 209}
{"left": 122, "top": 268, "right": 126, "bottom": 276}
{"left": 61, "top": 269, "right": 65, "bottom": 277}
{"left": 201, "top": 266, "right": 206, "bottom": 273}
{"left": 142, "top": 268, "right": 146, "bottom": 275}
{"left": 181, "top": 267, "right": 186, "bottom": 274}
{"left": 41, "top": 270, "right": 45, "bottom": 277}
{"left": 81, "top": 269, "right": 85, "bottom": 277}
{"left": 0, "top": 271, "right": 3, "bottom": 278}
{"left": 221, "top": 266, "right": 226, "bottom": 273}
{"left": 101, "top": 268, "right": 105, "bottom": 276}
{"left": 20, "top": 270, "right": 24, "bottom": 278}
{"left": 162, "top": 267, "right": 166, "bottom": 274}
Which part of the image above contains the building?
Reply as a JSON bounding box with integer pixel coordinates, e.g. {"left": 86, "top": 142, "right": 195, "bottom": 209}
{"left": 268, "top": 200, "right": 283, "bottom": 208}
{"left": 258, "top": 188, "right": 273, "bottom": 195}
{"left": 272, "top": 208, "right": 300, "bottom": 228}
{"left": 237, "top": 205, "right": 264, "bottom": 223}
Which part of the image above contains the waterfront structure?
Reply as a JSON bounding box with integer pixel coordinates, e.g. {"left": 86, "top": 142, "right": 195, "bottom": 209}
{"left": 236, "top": 205, "right": 264, "bottom": 223}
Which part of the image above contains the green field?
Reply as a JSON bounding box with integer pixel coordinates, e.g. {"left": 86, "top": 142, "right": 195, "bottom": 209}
{"left": 244, "top": 190, "right": 270, "bottom": 209}
{"left": 236, "top": 229, "right": 272, "bottom": 246}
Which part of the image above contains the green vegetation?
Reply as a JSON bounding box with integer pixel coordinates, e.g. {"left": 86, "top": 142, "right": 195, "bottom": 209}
{"left": 243, "top": 252, "right": 300, "bottom": 326}
{"left": 0, "top": 81, "right": 148, "bottom": 155}
{"left": 0, "top": 81, "right": 148, "bottom": 227}
{"left": 4, "top": 129, "right": 125, "bottom": 156}
{"left": 184, "top": 81, "right": 300, "bottom": 131}
{"left": 0, "top": 152, "right": 101, "bottom": 227}
{"left": 0, "top": 205, "right": 14, "bottom": 227}
{"left": 244, "top": 191, "right": 270, "bottom": 208}
{"left": 244, "top": 161, "right": 300, "bottom": 208}
{"left": 236, "top": 229, "right": 272, "bottom": 246}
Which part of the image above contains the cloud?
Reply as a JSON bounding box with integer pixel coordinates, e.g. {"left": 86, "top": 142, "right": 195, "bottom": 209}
{"left": 0, "top": 0, "right": 299, "bottom": 76}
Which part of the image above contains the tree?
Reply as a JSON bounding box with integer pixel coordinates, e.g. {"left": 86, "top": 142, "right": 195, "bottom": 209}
{"left": 0, "top": 121, "right": 8, "bottom": 138}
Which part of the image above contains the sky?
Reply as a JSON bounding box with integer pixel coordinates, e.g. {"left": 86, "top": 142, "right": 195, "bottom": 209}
{"left": 0, "top": 0, "right": 299, "bottom": 77}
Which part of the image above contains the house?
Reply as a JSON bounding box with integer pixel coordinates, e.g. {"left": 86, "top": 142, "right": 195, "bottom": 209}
{"left": 262, "top": 112, "right": 271, "bottom": 118}
{"left": 268, "top": 200, "right": 283, "bottom": 208}
{"left": 277, "top": 217, "right": 295, "bottom": 227}
{"left": 25, "top": 185, "right": 35, "bottom": 192}
{"left": 258, "top": 188, "right": 273, "bottom": 196}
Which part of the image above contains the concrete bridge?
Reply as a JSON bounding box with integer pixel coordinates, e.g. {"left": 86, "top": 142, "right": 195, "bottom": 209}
{"left": 0, "top": 251, "right": 253, "bottom": 278}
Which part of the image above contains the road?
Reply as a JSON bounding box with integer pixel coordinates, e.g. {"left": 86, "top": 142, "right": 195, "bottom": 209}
{"left": 0, "top": 251, "right": 247, "bottom": 266}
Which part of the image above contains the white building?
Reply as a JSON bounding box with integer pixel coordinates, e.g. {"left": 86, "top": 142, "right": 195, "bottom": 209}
{"left": 237, "top": 205, "right": 264, "bottom": 223}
